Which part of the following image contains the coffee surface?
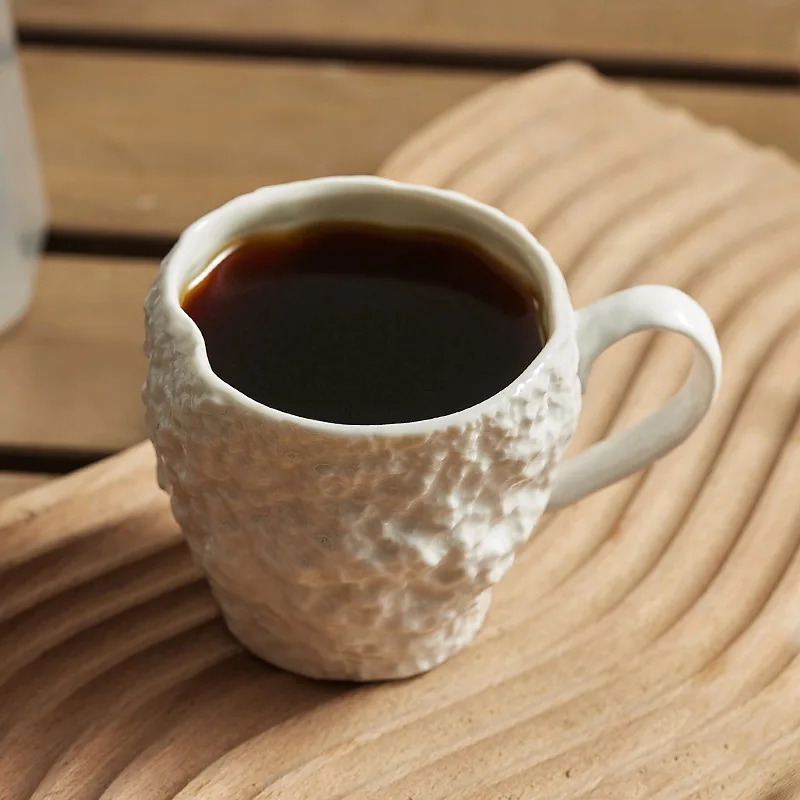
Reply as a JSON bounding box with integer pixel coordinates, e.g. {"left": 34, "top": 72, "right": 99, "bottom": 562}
{"left": 182, "top": 223, "right": 545, "bottom": 425}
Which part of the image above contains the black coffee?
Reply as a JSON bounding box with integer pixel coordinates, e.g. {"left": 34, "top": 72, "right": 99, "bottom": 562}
{"left": 182, "top": 222, "right": 546, "bottom": 425}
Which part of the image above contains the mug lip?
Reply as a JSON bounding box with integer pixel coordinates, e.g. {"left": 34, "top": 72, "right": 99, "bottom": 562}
{"left": 160, "top": 175, "right": 575, "bottom": 437}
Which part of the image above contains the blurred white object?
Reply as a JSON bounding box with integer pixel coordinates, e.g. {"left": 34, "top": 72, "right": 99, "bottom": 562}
{"left": 0, "top": 0, "right": 46, "bottom": 334}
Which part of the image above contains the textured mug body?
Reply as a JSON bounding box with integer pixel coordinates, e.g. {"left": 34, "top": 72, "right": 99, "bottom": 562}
{"left": 144, "top": 176, "right": 721, "bottom": 681}
{"left": 143, "top": 177, "right": 583, "bottom": 680}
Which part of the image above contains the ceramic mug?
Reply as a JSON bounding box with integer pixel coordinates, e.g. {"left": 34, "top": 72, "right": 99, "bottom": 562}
{"left": 143, "top": 176, "right": 721, "bottom": 681}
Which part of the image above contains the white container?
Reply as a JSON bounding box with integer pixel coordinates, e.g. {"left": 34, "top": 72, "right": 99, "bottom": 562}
{"left": 0, "top": 0, "right": 46, "bottom": 334}
{"left": 144, "top": 176, "right": 722, "bottom": 681}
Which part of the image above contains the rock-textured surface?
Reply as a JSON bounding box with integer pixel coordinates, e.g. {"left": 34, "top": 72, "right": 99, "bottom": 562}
{"left": 143, "top": 255, "right": 581, "bottom": 680}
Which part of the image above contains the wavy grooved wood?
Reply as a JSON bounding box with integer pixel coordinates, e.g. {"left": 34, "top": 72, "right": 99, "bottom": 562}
{"left": 2, "top": 62, "right": 800, "bottom": 799}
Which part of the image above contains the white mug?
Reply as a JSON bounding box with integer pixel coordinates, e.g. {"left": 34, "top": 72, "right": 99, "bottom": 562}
{"left": 143, "top": 176, "right": 721, "bottom": 681}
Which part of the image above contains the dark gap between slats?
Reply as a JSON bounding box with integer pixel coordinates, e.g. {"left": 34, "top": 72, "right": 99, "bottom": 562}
{"left": 0, "top": 446, "right": 113, "bottom": 474}
{"left": 18, "top": 26, "right": 800, "bottom": 89}
{"left": 46, "top": 228, "right": 176, "bottom": 260}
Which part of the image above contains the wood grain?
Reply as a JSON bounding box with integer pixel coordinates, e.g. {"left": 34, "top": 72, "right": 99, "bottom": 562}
{"left": 2, "top": 63, "right": 800, "bottom": 799}
{"left": 14, "top": 0, "right": 800, "bottom": 69}
{"left": 640, "top": 82, "right": 800, "bottom": 169}
{"left": 0, "top": 255, "right": 157, "bottom": 453}
{"left": 22, "top": 48, "right": 800, "bottom": 238}
{"left": 23, "top": 48, "right": 492, "bottom": 237}
{"left": 0, "top": 473, "right": 50, "bottom": 503}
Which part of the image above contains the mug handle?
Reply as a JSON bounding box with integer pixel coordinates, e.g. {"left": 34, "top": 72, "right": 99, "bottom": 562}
{"left": 547, "top": 285, "right": 722, "bottom": 510}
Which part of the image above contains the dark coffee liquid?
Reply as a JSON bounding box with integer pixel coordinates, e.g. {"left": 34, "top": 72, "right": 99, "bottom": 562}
{"left": 182, "top": 223, "right": 545, "bottom": 425}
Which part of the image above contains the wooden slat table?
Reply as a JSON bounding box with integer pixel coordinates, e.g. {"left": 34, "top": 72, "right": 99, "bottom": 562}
{"left": 0, "top": 256, "right": 155, "bottom": 454}
{"left": 17, "top": 49, "right": 800, "bottom": 241}
{"left": 15, "top": 0, "right": 800, "bottom": 70}
{"left": 2, "top": 3, "right": 800, "bottom": 796}
{"left": 2, "top": 32, "right": 798, "bottom": 472}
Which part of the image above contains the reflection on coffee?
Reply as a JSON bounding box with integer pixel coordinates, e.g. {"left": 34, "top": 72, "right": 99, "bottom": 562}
{"left": 182, "top": 222, "right": 546, "bottom": 425}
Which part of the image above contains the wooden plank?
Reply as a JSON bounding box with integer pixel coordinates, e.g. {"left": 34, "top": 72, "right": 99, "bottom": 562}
{"left": 0, "top": 255, "right": 157, "bottom": 453}
{"left": 13, "top": 0, "right": 800, "bottom": 70}
{"left": 0, "top": 473, "right": 50, "bottom": 503}
{"left": 2, "top": 64, "right": 800, "bottom": 800}
{"left": 23, "top": 48, "right": 493, "bottom": 237}
{"left": 22, "top": 49, "right": 800, "bottom": 238}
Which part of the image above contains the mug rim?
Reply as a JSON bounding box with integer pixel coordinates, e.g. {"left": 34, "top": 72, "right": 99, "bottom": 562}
{"left": 159, "top": 175, "right": 576, "bottom": 436}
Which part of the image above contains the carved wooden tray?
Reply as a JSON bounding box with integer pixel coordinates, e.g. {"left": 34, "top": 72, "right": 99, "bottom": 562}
{"left": 3, "top": 62, "right": 800, "bottom": 800}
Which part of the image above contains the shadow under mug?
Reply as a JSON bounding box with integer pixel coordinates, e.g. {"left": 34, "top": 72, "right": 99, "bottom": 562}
{"left": 143, "top": 176, "right": 722, "bottom": 681}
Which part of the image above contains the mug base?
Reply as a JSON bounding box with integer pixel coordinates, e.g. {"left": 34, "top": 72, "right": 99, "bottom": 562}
{"left": 217, "top": 589, "right": 492, "bottom": 682}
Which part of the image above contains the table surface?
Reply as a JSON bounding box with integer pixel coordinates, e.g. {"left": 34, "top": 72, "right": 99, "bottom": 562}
{"left": 1, "top": 0, "right": 799, "bottom": 498}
